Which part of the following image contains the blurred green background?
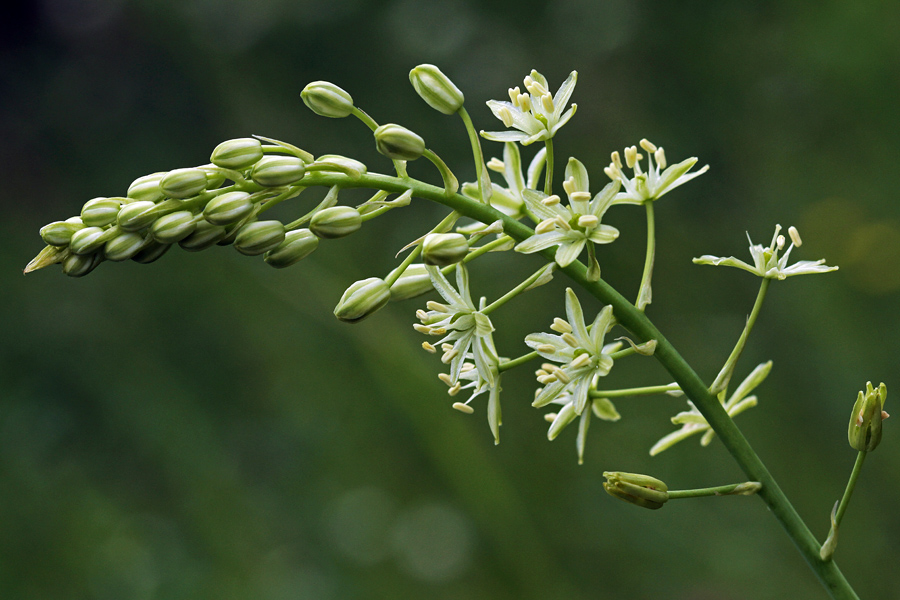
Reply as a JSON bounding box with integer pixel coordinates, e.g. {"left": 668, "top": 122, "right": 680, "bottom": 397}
{"left": 3, "top": 1, "right": 899, "bottom": 598}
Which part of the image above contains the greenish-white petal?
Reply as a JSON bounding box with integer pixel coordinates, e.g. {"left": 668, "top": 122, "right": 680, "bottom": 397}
{"left": 588, "top": 224, "right": 620, "bottom": 244}
{"left": 592, "top": 397, "right": 621, "bottom": 421}
{"left": 515, "top": 231, "right": 569, "bottom": 255}
{"left": 554, "top": 237, "right": 586, "bottom": 267}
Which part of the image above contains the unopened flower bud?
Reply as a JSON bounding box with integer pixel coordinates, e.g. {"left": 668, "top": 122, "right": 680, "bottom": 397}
{"left": 848, "top": 382, "right": 887, "bottom": 452}
{"left": 127, "top": 172, "right": 166, "bottom": 203}
{"left": 264, "top": 229, "right": 319, "bottom": 268}
{"left": 334, "top": 277, "right": 391, "bottom": 323}
{"left": 233, "top": 220, "right": 286, "bottom": 256}
{"left": 203, "top": 191, "right": 254, "bottom": 225}
{"left": 210, "top": 138, "right": 264, "bottom": 170}
{"left": 603, "top": 472, "right": 669, "bottom": 510}
{"left": 81, "top": 197, "right": 123, "bottom": 227}
{"left": 131, "top": 240, "right": 171, "bottom": 264}
{"left": 409, "top": 64, "right": 465, "bottom": 115}
{"left": 104, "top": 232, "right": 146, "bottom": 261}
{"left": 69, "top": 226, "right": 107, "bottom": 255}
{"left": 205, "top": 169, "right": 226, "bottom": 190}
{"left": 117, "top": 200, "right": 158, "bottom": 231}
{"left": 388, "top": 263, "right": 434, "bottom": 301}
{"left": 310, "top": 206, "right": 362, "bottom": 239}
{"left": 374, "top": 124, "right": 425, "bottom": 161}
{"left": 422, "top": 233, "right": 468, "bottom": 266}
{"left": 150, "top": 210, "right": 197, "bottom": 243}
{"left": 160, "top": 168, "right": 208, "bottom": 199}
{"left": 250, "top": 156, "right": 307, "bottom": 187}
{"left": 62, "top": 251, "right": 103, "bottom": 277}
{"left": 40, "top": 220, "right": 84, "bottom": 246}
{"left": 301, "top": 81, "right": 354, "bottom": 118}
{"left": 179, "top": 220, "right": 228, "bottom": 251}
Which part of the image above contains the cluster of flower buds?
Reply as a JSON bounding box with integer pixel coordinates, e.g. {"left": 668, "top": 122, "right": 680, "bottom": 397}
{"left": 27, "top": 137, "right": 377, "bottom": 277}
{"left": 848, "top": 381, "right": 888, "bottom": 452}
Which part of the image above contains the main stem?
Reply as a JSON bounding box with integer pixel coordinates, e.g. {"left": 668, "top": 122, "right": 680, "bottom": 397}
{"left": 299, "top": 171, "right": 858, "bottom": 599}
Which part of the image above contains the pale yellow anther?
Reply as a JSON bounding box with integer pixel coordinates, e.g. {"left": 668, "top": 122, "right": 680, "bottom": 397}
{"left": 441, "top": 349, "right": 459, "bottom": 364}
{"left": 611, "top": 151, "right": 623, "bottom": 168}
{"left": 640, "top": 138, "right": 657, "bottom": 153}
{"left": 535, "top": 369, "right": 549, "bottom": 377}
{"left": 452, "top": 401, "right": 474, "bottom": 414}
{"left": 541, "top": 92, "right": 554, "bottom": 113}
{"left": 537, "top": 374, "right": 557, "bottom": 385}
{"left": 562, "top": 332, "right": 580, "bottom": 347}
{"left": 441, "top": 343, "right": 454, "bottom": 351}
{"left": 541, "top": 363, "right": 556, "bottom": 371}
{"left": 537, "top": 343, "right": 557, "bottom": 354}
{"left": 508, "top": 87, "right": 520, "bottom": 105}
{"left": 562, "top": 177, "right": 577, "bottom": 195}
{"left": 535, "top": 218, "right": 558, "bottom": 235}
{"left": 461, "top": 362, "right": 475, "bottom": 372}
{"left": 578, "top": 215, "right": 599, "bottom": 228}
{"left": 570, "top": 191, "right": 591, "bottom": 202}
{"left": 654, "top": 148, "right": 666, "bottom": 169}
{"left": 777, "top": 235, "right": 785, "bottom": 250}
{"left": 551, "top": 366, "right": 571, "bottom": 384}
{"left": 426, "top": 301, "right": 450, "bottom": 312}
{"left": 518, "top": 94, "right": 532, "bottom": 112}
{"left": 551, "top": 318, "right": 572, "bottom": 333}
{"left": 431, "top": 327, "right": 447, "bottom": 336}
{"left": 487, "top": 158, "right": 505, "bottom": 172}
{"left": 448, "top": 383, "right": 462, "bottom": 396}
{"left": 498, "top": 106, "right": 514, "bottom": 128}
{"left": 416, "top": 309, "right": 428, "bottom": 321}
{"left": 625, "top": 146, "right": 638, "bottom": 169}
{"left": 788, "top": 226, "right": 802, "bottom": 247}
{"left": 413, "top": 324, "right": 431, "bottom": 334}
{"left": 438, "top": 373, "right": 453, "bottom": 386}
{"left": 541, "top": 194, "right": 561, "bottom": 206}
{"left": 422, "top": 342, "right": 437, "bottom": 353}
{"left": 554, "top": 216, "right": 572, "bottom": 231}
{"left": 544, "top": 413, "right": 557, "bottom": 423}
{"left": 604, "top": 166, "right": 619, "bottom": 180}
{"left": 570, "top": 353, "right": 591, "bottom": 369}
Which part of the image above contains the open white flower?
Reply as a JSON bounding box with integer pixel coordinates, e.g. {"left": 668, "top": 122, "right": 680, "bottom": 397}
{"left": 526, "top": 288, "right": 617, "bottom": 415}
{"left": 481, "top": 70, "right": 577, "bottom": 146}
{"left": 605, "top": 139, "right": 708, "bottom": 204}
{"left": 650, "top": 361, "right": 771, "bottom": 456}
{"left": 515, "top": 158, "right": 620, "bottom": 279}
{"left": 693, "top": 224, "right": 838, "bottom": 280}
{"left": 442, "top": 357, "right": 503, "bottom": 445}
{"left": 462, "top": 143, "right": 546, "bottom": 219}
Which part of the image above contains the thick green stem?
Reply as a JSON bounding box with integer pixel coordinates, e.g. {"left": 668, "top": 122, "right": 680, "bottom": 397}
{"left": 636, "top": 202, "right": 655, "bottom": 310}
{"left": 710, "top": 277, "right": 771, "bottom": 395}
{"left": 543, "top": 138, "right": 554, "bottom": 196}
{"left": 297, "top": 170, "right": 858, "bottom": 599}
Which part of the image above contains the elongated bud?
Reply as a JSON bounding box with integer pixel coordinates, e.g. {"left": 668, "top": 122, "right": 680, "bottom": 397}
{"left": 104, "top": 232, "right": 146, "bottom": 261}
{"left": 40, "top": 220, "right": 84, "bottom": 246}
{"left": 310, "top": 206, "right": 362, "bottom": 239}
{"left": 311, "top": 154, "right": 367, "bottom": 179}
{"left": 301, "top": 81, "right": 354, "bottom": 118}
{"left": 250, "top": 156, "right": 307, "bottom": 187}
{"left": 409, "top": 64, "right": 465, "bottom": 115}
{"left": 210, "top": 138, "right": 264, "bottom": 170}
{"left": 422, "top": 233, "right": 468, "bottom": 266}
{"left": 116, "top": 200, "right": 158, "bottom": 231}
{"left": 388, "top": 263, "right": 434, "bottom": 301}
{"left": 62, "top": 252, "right": 103, "bottom": 277}
{"left": 69, "top": 226, "right": 107, "bottom": 255}
{"left": 150, "top": 210, "right": 197, "bottom": 243}
{"left": 602, "top": 472, "right": 669, "bottom": 510}
{"left": 203, "top": 191, "right": 254, "bottom": 226}
{"left": 264, "top": 229, "right": 319, "bottom": 268}
{"left": 160, "top": 168, "right": 208, "bottom": 199}
{"left": 205, "top": 169, "right": 226, "bottom": 190}
{"left": 848, "top": 382, "right": 887, "bottom": 452}
{"left": 81, "top": 197, "right": 123, "bottom": 227}
{"left": 127, "top": 172, "right": 166, "bottom": 203}
{"left": 179, "top": 221, "right": 228, "bottom": 251}
{"left": 131, "top": 240, "right": 171, "bottom": 264}
{"left": 374, "top": 124, "right": 425, "bottom": 161}
{"left": 233, "top": 220, "right": 286, "bottom": 256}
{"left": 334, "top": 277, "right": 391, "bottom": 323}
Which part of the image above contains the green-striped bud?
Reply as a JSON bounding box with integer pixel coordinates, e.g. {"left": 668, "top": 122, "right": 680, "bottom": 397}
{"left": 387, "top": 263, "right": 434, "bottom": 301}
{"left": 117, "top": 200, "right": 158, "bottom": 231}
{"left": 250, "top": 156, "right": 307, "bottom": 187}
{"left": 205, "top": 169, "right": 226, "bottom": 190}
{"left": 160, "top": 168, "right": 208, "bottom": 199}
{"left": 310, "top": 206, "right": 362, "bottom": 239}
{"left": 603, "top": 472, "right": 669, "bottom": 510}
{"left": 62, "top": 252, "right": 103, "bottom": 277}
{"left": 233, "top": 220, "right": 286, "bottom": 256}
{"left": 210, "top": 138, "right": 264, "bottom": 170}
{"left": 848, "top": 382, "right": 887, "bottom": 452}
{"left": 264, "top": 229, "right": 319, "bottom": 268}
{"left": 150, "top": 210, "right": 197, "bottom": 243}
{"left": 374, "top": 124, "right": 425, "bottom": 161}
{"left": 81, "top": 197, "right": 123, "bottom": 227}
{"left": 104, "top": 232, "right": 146, "bottom": 261}
{"left": 334, "top": 277, "right": 391, "bottom": 323}
{"left": 69, "top": 226, "right": 108, "bottom": 255}
{"left": 131, "top": 240, "right": 171, "bottom": 264}
{"left": 312, "top": 154, "right": 367, "bottom": 179}
{"left": 409, "top": 64, "right": 464, "bottom": 115}
{"left": 422, "top": 233, "right": 468, "bottom": 266}
{"left": 301, "top": 81, "right": 354, "bottom": 118}
{"left": 127, "top": 172, "right": 166, "bottom": 203}
{"left": 203, "top": 191, "right": 254, "bottom": 225}
{"left": 179, "top": 220, "right": 228, "bottom": 252}
{"left": 40, "top": 220, "right": 84, "bottom": 246}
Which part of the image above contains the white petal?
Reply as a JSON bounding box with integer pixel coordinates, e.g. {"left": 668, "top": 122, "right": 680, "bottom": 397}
{"left": 649, "top": 425, "right": 709, "bottom": 456}
{"left": 526, "top": 147, "right": 547, "bottom": 190}
{"left": 426, "top": 265, "right": 466, "bottom": 306}
{"left": 588, "top": 224, "right": 619, "bottom": 244}
{"left": 515, "top": 231, "right": 569, "bottom": 254}
{"left": 552, "top": 71, "right": 578, "bottom": 121}
{"left": 565, "top": 288, "right": 590, "bottom": 342}
{"left": 481, "top": 130, "right": 530, "bottom": 143}
{"left": 554, "top": 238, "right": 586, "bottom": 267}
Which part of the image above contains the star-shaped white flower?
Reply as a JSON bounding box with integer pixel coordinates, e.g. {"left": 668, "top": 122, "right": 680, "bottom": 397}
{"left": 526, "top": 288, "right": 617, "bottom": 415}
{"left": 693, "top": 224, "right": 838, "bottom": 280}
{"left": 462, "top": 142, "right": 546, "bottom": 219}
{"left": 604, "top": 139, "right": 708, "bottom": 204}
{"left": 481, "top": 70, "right": 577, "bottom": 146}
{"left": 515, "top": 158, "right": 620, "bottom": 280}
{"left": 650, "top": 361, "right": 771, "bottom": 456}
